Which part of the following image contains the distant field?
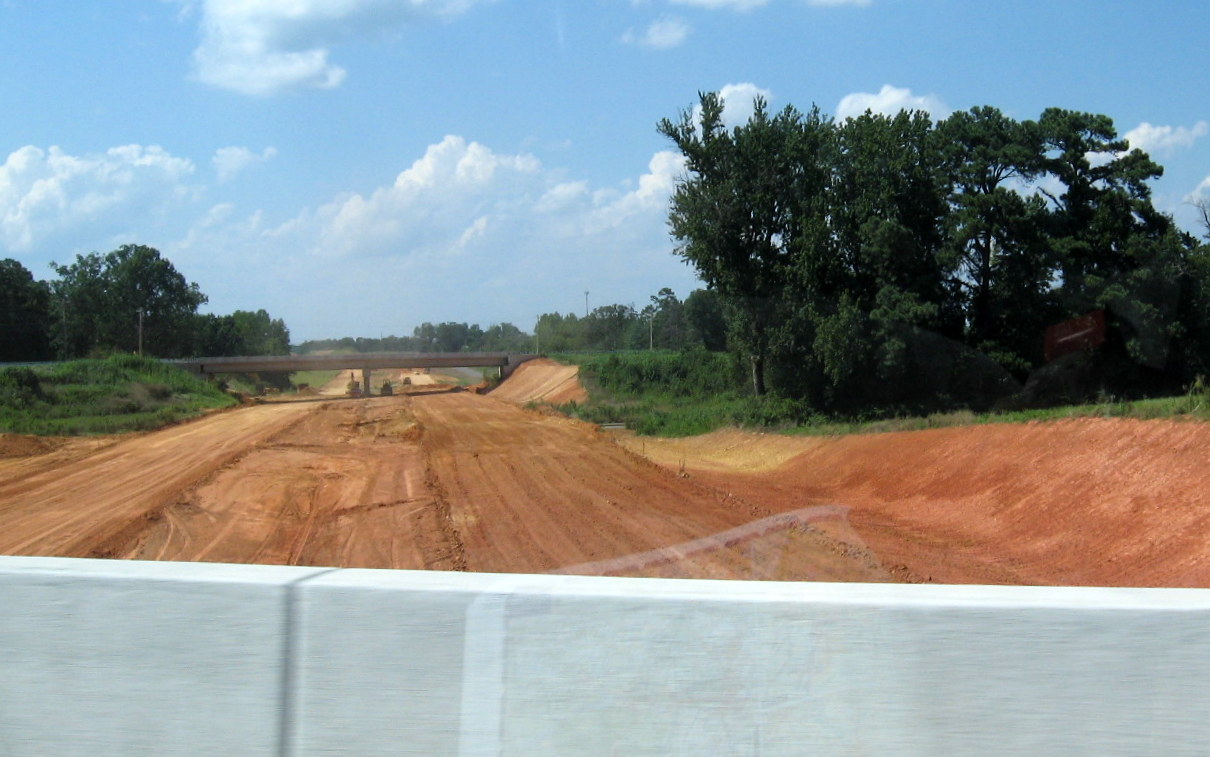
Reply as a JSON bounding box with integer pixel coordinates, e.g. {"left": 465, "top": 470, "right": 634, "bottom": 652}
{"left": 290, "top": 369, "right": 342, "bottom": 390}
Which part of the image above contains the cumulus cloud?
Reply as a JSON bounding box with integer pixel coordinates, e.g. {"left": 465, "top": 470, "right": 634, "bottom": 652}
{"left": 212, "top": 146, "right": 277, "bottom": 182}
{"left": 622, "top": 16, "right": 691, "bottom": 49}
{"left": 190, "top": 0, "right": 486, "bottom": 95}
{"left": 0, "top": 144, "right": 195, "bottom": 252}
{"left": 1124, "top": 121, "right": 1209, "bottom": 157}
{"left": 835, "top": 84, "right": 949, "bottom": 120}
{"left": 1186, "top": 175, "right": 1210, "bottom": 203}
{"left": 687, "top": 82, "right": 774, "bottom": 130}
{"left": 172, "top": 136, "right": 697, "bottom": 338}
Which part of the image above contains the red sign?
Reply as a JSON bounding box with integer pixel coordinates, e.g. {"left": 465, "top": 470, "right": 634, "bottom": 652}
{"left": 1044, "top": 310, "right": 1106, "bottom": 362}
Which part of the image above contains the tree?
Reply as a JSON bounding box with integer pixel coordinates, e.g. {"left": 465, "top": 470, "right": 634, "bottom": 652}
{"left": 480, "top": 322, "right": 532, "bottom": 352}
{"left": 1192, "top": 197, "right": 1210, "bottom": 242}
{"left": 936, "top": 107, "right": 1055, "bottom": 371}
{"left": 193, "top": 313, "right": 242, "bottom": 357}
{"left": 683, "top": 288, "right": 727, "bottom": 351}
{"left": 660, "top": 92, "right": 831, "bottom": 395}
{"left": 50, "top": 245, "right": 207, "bottom": 359}
{"left": 231, "top": 309, "right": 290, "bottom": 355}
{"left": 0, "top": 259, "right": 52, "bottom": 361}
{"left": 1037, "top": 108, "right": 1169, "bottom": 308}
{"left": 584, "top": 304, "right": 637, "bottom": 351}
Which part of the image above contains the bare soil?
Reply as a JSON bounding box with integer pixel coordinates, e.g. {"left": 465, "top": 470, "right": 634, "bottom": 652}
{"left": 2, "top": 362, "right": 1209, "bottom": 586}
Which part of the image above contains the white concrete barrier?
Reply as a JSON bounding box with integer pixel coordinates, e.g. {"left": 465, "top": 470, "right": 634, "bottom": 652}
{"left": 3, "top": 555, "right": 1210, "bottom": 756}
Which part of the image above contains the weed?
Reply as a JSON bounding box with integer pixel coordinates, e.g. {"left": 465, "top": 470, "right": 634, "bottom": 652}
{"left": 0, "top": 355, "right": 236, "bottom": 436}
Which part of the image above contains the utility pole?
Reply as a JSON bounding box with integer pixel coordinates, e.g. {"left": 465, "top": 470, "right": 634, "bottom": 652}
{"left": 137, "top": 310, "right": 144, "bottom": 357}
{"left": 584, "top": 291, "right": 589, "bottom": 317}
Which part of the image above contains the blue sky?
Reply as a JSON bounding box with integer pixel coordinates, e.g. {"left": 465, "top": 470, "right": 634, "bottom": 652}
{"left": 2, "top": 0, "right": 1208, "bottom": 341}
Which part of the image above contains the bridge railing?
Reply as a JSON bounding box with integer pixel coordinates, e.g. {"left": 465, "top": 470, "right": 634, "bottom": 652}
{"left": 4, "top": 555, "right": 1209, "bottom": 756}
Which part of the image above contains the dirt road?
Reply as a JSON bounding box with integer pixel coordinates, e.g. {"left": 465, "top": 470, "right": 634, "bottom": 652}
{"left": 4, "top": 359, "right": 1210, "bottom": 586}
{"left": 0, "top": 382, "right": 885, "bottom": 580}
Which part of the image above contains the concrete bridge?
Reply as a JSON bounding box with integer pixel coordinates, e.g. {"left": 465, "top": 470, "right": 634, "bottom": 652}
{"left": 170, "top": 352, "right": 540, "bottom": 394}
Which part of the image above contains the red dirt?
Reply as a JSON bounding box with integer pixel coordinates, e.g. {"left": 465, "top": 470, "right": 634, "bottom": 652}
{"left": 489, "top": 358, "right": 587, "bottom": 405}
{"left": 628, "top": 418, "right": 1210, "bottom": 586}
{"left": 2, "top": 361, "right": 1209, "bottom": 587}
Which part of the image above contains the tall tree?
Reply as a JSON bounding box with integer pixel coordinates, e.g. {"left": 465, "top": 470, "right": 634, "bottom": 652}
{"left": 660, "top": 92, "right": 830, "bottom": 395}
{"left": 50, "top": 245, "right": 207, "bottom": 358}
{"left": 231, "top": 309, "right": 291, "bottom": 355}
{"left": 0, "top": 259, "right": 52, "bottom": 361}
{"left": 683, "top": 288, "right": 727, "bottom": 351}
{"left": 937, "top": 107, "right": 1054, "bottom": 370}
{"left": 1037, "top": 108, "right": 1169, "bottom": 308}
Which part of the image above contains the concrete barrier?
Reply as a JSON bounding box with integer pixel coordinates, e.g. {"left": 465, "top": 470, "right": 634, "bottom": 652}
{"left": 3, "top": 555, "right": 1210, "bottom": 755}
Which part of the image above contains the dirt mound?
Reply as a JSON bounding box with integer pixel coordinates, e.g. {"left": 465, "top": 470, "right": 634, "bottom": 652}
{"left": 490, "top": 358, "right": 587, "bottom": 405}
{"left": 646, "top": 417, "right": 1210, "bottom": 587}
{"left": 617, "top": 428, "right": 809, "bottom": 473}
{"left": 0, "top": 434, "right": 60, "bottom": 459}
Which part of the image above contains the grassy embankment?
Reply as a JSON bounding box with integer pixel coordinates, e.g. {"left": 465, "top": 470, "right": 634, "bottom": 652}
{"left": 0, "top": 355, "right": 237, "bottom": 435}
{"left": 552, "top": 351, "right": 1210, "bottom": 437}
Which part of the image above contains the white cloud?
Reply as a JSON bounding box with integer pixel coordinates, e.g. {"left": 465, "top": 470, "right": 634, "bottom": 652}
{"left": 622, "top": 16, "right": 691, "bottom": 49}
{"left": 0, "top": 144, "right": 195, "bottom": 252}
{"left": 806, "top": 0, "right": 871, "bottom": 6}
{"left": 171, "top": 136, "right": 698, "bottom": 339}
{"left": 1186, "top": 176, "right": 1210, "bottom": 202}
{"left": 212, "top": 146, "right": 277, "bottom": 182}
{"left": 190, "top": 0, "right": 486, "bottom": 95}
{"left": 688, "top": 82, "right": 774, "bottom": 130}
{"left": 835, "top": 84, "right": 949, "bottom": 120}
{"left": 1123, "top": 121, "right": 1210, "bottom": 157}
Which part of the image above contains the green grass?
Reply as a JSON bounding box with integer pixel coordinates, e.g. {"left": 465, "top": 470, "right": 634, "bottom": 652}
{"left": 0, "top": 354, "right": 237, "bottom": 436}
{"left": 546, "top": 351, "right": 1210, "bottom": 438}
{"left": 290, "top": 369, "right": 341, "bottom": 391}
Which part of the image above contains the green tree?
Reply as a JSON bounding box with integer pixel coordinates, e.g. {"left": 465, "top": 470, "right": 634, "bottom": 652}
{"left": 584, "top": 304, "right": 637, "bottom": 351}
{"left": 51, "top": 245, "right": 207, "bottom": 358}
{"left": 660, "top": 92, "right": 831, "bottom": 395}
{"left": 683, "top": 288, "right": 727, "bottom": 351}
{"left": 535, "top": 312, "right": 586, "bottom": 352}
{"left": 936, "top": 106, "right": 1055, "bottom": 371}
{"left": 193, "top": 313, "right": 242, "bottom": 356}
{"left": 480, "top": 322, "right": 532, "bottom": 352}
{"left": 1037, "top": 108, "right": 1169, "bottom": 308}
{"left": 231, "top": 309, "right": 291, "bottom": 355}
{"left": 0, "top": 259, "right": 52, "bottom": 361}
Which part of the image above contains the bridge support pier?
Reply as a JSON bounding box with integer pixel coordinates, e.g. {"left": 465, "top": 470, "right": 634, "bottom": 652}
{"left": 361, "top": 368, "right": 371, "bottom": 397}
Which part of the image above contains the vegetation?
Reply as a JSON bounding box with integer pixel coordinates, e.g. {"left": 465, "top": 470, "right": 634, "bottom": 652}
{"left": 552, "top": 350, "right": 817, "bottom": 436}
{"left": 297, "top": 321, "right": 533, "bottom": 354}
{"left": 0, "top": 355, "right": 236, "bottom": 435}
{"left": 553, "top": 350, "right": 1210, "bottom": 438}
{"left": 659, "top": 93, "right": 1210, "bottom": 414}
{"left": 0, "top": 245, "right": 291, "bottom": 363}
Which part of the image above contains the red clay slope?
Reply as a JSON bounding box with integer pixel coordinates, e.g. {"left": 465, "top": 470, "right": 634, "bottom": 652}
{"left": 673, "top": 418, "right": 1210, "bottom": 587}
{"left": 489, "top": 358, "right": 587, "bottom": 405}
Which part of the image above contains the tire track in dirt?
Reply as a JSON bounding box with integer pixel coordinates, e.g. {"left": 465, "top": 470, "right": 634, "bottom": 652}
{"left": 1, "top": 378, "right": 890, "bottom": 582}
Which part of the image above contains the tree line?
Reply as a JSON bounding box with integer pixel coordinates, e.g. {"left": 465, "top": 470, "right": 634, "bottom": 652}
{"left": 0, "top": 244, "right": 289, "bottom": 362}
{"left": 659, "top": 93, "right": 1210, "bottom": 412}
{"left": 295, "top": 286, "right": 728, "bottom": 355}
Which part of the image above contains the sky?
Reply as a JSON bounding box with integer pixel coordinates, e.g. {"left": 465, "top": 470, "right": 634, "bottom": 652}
{"left": 1, "top": 0, "right": 1209, "bottom": 342}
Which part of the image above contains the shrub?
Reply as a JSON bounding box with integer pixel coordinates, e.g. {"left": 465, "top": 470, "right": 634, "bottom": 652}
{"left": 0, "top": 367, "right": 46, "bottom": 408}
